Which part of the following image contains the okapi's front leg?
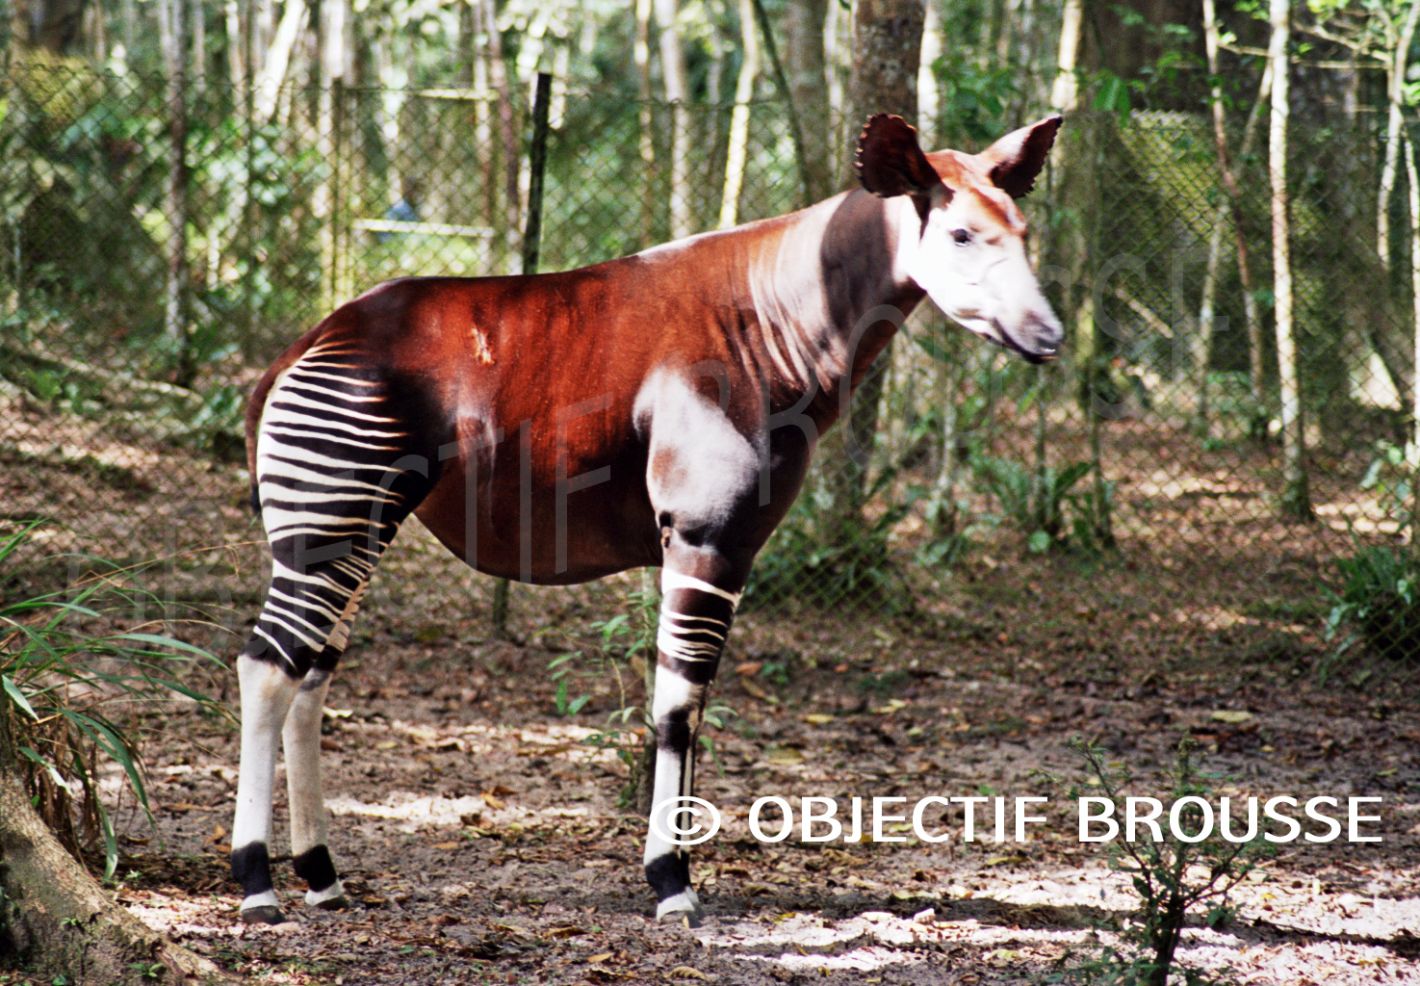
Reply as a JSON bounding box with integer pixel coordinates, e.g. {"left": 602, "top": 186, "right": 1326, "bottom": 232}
{"left": 644, "top": 552, "right": 745, "bottom": 925}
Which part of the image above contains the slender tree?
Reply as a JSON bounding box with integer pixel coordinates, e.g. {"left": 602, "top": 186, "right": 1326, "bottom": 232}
{"left": 314, "top": 0, "right": 348, "bottom": 312}
{"left": 1402, "top": 131, "right": 1420, "bottom": 526}
{"left": 1268, "top": 0, "right": 1312, "bottom": 520}
{"left": 1200, "top": 0, "right": 1271, "bottom": 437}
{"left": 816, "top": 0, "right": 924, "bottom": 545}
{"left": 635, "top": 0, "right": 658, "bottom": 247}
{"left": 158, "top": 0, "right": 192, "bottom": 384}
{"left": 719, "top": 0, "right": 759, "bottom": 229}
{"left": 654, "top": 0, "right": 693, "bottom": 239}
{"left": 786, "top": 0, "right": 833, "bottom": 200}
{"left": 253, "top": 0, "right": 307, "bottom": 123}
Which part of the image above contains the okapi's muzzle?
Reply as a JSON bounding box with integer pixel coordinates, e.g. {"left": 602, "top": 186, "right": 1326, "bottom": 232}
{"left": 999, "top": 310, "right": 1064, "bottom": 364}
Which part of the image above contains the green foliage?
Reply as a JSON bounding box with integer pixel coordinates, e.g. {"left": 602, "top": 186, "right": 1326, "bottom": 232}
{"left": 1360, "top": 440, "right": 1417, "bottom": 534}
{"left": 0, "top": 521, "right": 223, "bottom": 881}
{"left": 930, "top": 49, "right": 1018, "bottom": 144}
{"left": 549, "top": 584, "right": 736, "bottom": 809}
{"left": 744, "top": 466, "right": 914, "bottom": 613}
{"left": 1064, "top": 738, "right": 1272, "bottom": 986}
{"left": 1323, "top": 442, "right": 1420, "bottom": 673}
{"left": 1324, "top": 544, "right": 1420, "bottom": 671}
{"left": 972, "top": 454, "right": 1107, "bottom": 554}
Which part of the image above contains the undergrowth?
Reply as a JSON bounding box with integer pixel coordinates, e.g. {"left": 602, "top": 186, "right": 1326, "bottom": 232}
{"left": 0, "top": 519, "right": 224, "bottom": 880}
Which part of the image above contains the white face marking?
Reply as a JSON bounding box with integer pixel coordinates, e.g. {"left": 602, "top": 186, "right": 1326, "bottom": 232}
{"left": 899, "top": 190, "right": 1063, "bottom": 361}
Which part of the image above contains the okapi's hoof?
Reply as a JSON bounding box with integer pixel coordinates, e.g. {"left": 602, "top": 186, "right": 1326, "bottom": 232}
{"left": 655, "top": 890, "right": 704, "bottom": 928}
{"left": 240, "top": 904, "right": 288, "bottom": 925}
{"left": 312, "top": 893, "right": 350, "bottom": 912}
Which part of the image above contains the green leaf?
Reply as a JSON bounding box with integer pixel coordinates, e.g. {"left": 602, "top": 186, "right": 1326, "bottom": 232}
{"left": 3, "top": 673, "right": 40, "bottom": 720}
{"left": 1028, "top": 530, "right": 1053, "bottom": 554}
{"left": 113, "top": 632, "right": 215, "bottom": 660}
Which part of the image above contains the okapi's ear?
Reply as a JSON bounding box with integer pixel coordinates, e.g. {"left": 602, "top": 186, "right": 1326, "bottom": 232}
{"left": 977, "top": 115, "right": 1063, "bottom": 199}
{"left": 855, "top": 114, "right": 943, "bottom": 199}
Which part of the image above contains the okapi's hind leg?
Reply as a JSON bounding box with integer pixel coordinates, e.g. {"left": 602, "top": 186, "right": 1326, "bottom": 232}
{"left": 232, "top": 348, "right": 437, "bottom": 924}
{"left": 643, "top": 550, "right": 747, "bottom": 927}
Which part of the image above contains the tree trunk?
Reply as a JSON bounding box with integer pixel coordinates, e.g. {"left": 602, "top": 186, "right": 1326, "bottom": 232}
{"left": 1371, "top": 1, "right": 1420, "bottom": 404}
{"left": 315, "top": 0, "right": 347, "bottom": 312}
{"left": 159, "top": 0, "right": 192, "bottom": 386}
{"left": 786, "top": 0, "right": 832, "bottom": 201}
{"left": 1050, "top": 0, "right": 1082, "bottom": 112}
{"left": 654, "top": 0, "right": 693, "bottom": 239}
{"left": 224, "top": 0, "right": 244, "bottom": 88}
{"left": 190, "top": 0, "right": 205, "bottom": 89}
{"left": 815, "top": 0, "right": 924, "bottom": 545}
{"left": 1378, "top": 1, "right": 1420, "bottom": 280}
{"left": 634, "top": 0, "right": 657, "bottom": 247}
{"left": 1402, "top": 132, "right": 1420, "bottom": 518}
{"left": 718, "top": 0, "right": 758, "bottom": 229}
{"left": 917, "top": 0, "right": 942, "bottom": 149}
{"left": 1201, "top": 0, "right": 1271, "bottom": 438}
{"left": 478, "top": 0, "right": 522, "bottom": 259}
{"left": 253, "top": 0, "right": 307, "bottom": 123}
{"left": 1267, "top": 0, "right": 1312, "bottom": 520}
{"left": 0, "top": 736, "right": 228, "bottom": 983}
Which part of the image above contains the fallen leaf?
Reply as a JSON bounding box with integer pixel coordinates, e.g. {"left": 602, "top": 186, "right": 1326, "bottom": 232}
{"left": 1210, "top": 710, "right": 1253, "bottom": 724}
{"left": 432, "top": 841, "right": 461, "bottom": 851}
{"left": 588, "top": 952, "right": 614, "bottom": 964}
{"left": 766, "top": 746, "right": 804, "bottom": 765}
{"left": 543, "top": 926, "right": 587, "bottom": 938}
{"left": 666, "top": 968, "right": 711, "bottom": 981}
{"left": 734, "top": 661, "right": 762, "bottom": 677}
{"left": 801, "top": 713, "right": 834, "bottom": 726}
{"left": 740, "top": 678, "right": 773, "bottom": 702}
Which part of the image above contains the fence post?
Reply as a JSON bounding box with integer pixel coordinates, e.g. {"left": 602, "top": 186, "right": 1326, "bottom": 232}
{"left": 491, "top": 71, "right": 553, "bottom": 640}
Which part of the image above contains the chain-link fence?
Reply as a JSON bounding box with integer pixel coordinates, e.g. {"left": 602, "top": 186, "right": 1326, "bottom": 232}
{"left": 2, "top": 60, "right": 1416, "bottom": 665}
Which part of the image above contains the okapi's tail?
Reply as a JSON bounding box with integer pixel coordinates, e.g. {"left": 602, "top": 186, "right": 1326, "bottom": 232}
{"left": 244, "top": 322, "right": 334, "bottom": 519}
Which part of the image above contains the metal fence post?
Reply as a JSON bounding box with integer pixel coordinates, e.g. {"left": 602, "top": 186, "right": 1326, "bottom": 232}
{"left": 491, "top": 71, "right": 553, "bottom": 640}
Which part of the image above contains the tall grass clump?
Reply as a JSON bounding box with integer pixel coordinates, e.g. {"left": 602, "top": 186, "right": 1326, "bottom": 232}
{"left": 0, "top": 520, "right": 224, "bottom": 880}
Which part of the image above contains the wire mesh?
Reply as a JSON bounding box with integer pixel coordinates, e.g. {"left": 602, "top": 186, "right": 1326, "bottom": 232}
{"left": 1, "top": 62, "right": 1415, "bottom": 665}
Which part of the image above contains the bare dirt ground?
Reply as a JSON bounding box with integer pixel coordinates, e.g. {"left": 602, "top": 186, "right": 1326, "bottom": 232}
{"left": 82, "top": 526, "right": 1420, "bottom": 986}
{"left": 3, "top": 393, "right": 1419, "bottom": 984}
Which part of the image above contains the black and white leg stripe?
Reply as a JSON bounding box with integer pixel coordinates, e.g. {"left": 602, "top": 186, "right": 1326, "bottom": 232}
{"left": 644, "top": 568, "right": 741, "bottom": 923}
{"left": 233, "top": 344, "right": 432, "bottom": 922}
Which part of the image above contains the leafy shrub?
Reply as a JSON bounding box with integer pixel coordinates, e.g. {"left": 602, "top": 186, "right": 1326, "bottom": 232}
{"left": 1066, "top": 739, "right": 1271, "bottom": 986}
{"left": 1, "top": 521, "right": 223, "bottom": 879}
{"left": 1325, "top": 545, "right": 1420, "bottom": 666}
{"left": 972, "top": 453, "right": 1107, "bottom": 554}
{"left": 744, "top": 467, "right": 914, "bottom": 613}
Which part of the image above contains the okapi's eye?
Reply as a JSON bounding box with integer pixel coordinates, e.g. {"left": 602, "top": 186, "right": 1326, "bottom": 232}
{"left": 951, "top": 228, "right": 972, "bottom": 245}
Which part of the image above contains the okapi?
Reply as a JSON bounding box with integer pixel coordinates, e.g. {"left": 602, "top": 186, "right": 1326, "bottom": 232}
{"left": 231, "top": 113, "right": 1064, "bottom": 926}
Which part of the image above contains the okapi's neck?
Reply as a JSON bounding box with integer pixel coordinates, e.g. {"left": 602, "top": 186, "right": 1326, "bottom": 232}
{"left": 743, "top": 189, "right": 926, "bottom": 429}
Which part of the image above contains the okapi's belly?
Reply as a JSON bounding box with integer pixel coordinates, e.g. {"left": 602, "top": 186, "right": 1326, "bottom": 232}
{"left": 413, "top": 443, "right": 662, "bottom": 585}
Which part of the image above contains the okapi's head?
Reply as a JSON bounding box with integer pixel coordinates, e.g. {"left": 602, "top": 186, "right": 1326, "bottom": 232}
{"left": 856, "top": 113, "right": 1064, "bottom": 363}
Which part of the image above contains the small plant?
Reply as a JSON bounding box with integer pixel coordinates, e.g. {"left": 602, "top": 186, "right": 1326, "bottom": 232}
{"left": 972, "top": 453, "right": 1105, "bottom": 554}
{"left": 745, "top": 467, "right": 914, "bottom": 612}
{"left": 1066, "top": 738, "right": 1272, "bottom": 986}
{"left": 1324, "top": 544, "right": 1420, "bottom": 669}
{"left": 1, "top": 521, "right": 224, "bottom": 880}
{"left": 547, "top": 583, "right": 658, "bottom": 807}
{"left": 1360, "top": 440, "right": 1417, "bottom": 534}
{"left": 1322, "top": 441, "right": 1420, "bottom": 673}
